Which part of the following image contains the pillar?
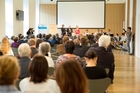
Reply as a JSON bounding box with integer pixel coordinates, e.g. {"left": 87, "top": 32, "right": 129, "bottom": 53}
{"left": 13, "top": 0, "right": 24, "bottom": 36}
{"left": 0, "top": 0, "right": 6, "bottom": 41}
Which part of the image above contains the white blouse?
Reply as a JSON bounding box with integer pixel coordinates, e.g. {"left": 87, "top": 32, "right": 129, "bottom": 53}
{"left": 20, "top": 78, "right": 61, "bottom": 93}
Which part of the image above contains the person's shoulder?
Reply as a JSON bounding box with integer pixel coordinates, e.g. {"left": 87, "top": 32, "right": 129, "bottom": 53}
{"left": 20, "top": 78, "right": 30, "bottom": 84}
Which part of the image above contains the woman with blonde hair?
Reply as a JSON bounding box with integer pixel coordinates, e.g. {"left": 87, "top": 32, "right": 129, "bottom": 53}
{"left": 0, "top": 37, "right": 14, "bottom": 55}
{"left": 75, "top": 25, "right": 80, "bottom": 35}
{"left": 0, "top": 56, "right": 21, "bottom": 93}
{"left": 55, "top": 59, "right": 89, "bottom": 93}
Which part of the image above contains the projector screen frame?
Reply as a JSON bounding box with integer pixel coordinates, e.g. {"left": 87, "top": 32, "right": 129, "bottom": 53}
{"left": 56, "top": 0, "right": 106, "bottom": 29}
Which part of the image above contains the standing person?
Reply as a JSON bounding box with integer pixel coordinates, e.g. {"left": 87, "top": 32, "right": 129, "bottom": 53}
{"left": 55, "top": 59, "right": 88, "bottom": 93}
{"left": 67, "top": 25, "right": 73, "bottom": 36}
{"left": 126, "top": 27, "right": 132, "bottom": 54}
{"left": 26, "top": 28, "right": 34, "bottom": 37}
{"left": 61, "top": 24, "right": 66, "bottom": 37}
{"left": 75, "top": 25, "right": 80, "bottom": 36}
{"left": 0, "top": 56, "right": 21, "bottom": 93}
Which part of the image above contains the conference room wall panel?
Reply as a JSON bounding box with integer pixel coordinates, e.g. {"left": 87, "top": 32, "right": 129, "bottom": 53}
{"left": 39, "top": 4, "right": 125, "bottom": 35}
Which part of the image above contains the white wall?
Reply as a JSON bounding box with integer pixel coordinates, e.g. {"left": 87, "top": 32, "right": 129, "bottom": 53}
{"left": 135, "top": 0, "right": 140, "bottom": 58}
{"left": 0, "top": 0, "right": 6, "bottom": 41}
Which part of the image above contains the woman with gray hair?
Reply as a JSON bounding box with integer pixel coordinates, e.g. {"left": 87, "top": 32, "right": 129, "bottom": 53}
{"left": 38, "top": 42, "right": 54, "bottom": 67}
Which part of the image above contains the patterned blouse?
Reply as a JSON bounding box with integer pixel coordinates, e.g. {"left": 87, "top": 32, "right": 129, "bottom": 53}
{"left": 56, "top": 55, "right": 83, "bottom": 67}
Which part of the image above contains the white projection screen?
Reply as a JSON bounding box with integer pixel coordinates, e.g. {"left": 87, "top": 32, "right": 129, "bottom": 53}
{"left": 57, "top": 0, "right": 105, "bottom": 28}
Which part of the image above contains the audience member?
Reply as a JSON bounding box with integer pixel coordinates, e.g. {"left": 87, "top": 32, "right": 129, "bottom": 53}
{"left": 89, "top": 35, "right": 115, "bottom": 83}
{"left": 0, "top": 37, "right": 14, "bottom": 56}
{"left": 74, "top": 37, "right": 89, "bottom": 57}
{"left": 0, "top": 56, "right": 21, "bottom": 93}
{"left": 84, "top": 50, "right": 107, "bottom": 79}
{"left": 35, "top": 38, "right": 43, "bottom": 49}
{"left": 38, "top": 42, "right": 54, "bottom": 67}
{"left": 49, "top": 35, "right": 57, "bottom": 46}
{"left": 18, "top": 43, "right": 31, "bottom": 79}
{"left": 18, "top": 35, "right": 26, "bottom": 44}
{"left": 55, "top": 59, "right": 88, "bottom": 93}
{"left": 9, "top": 36, "right": 15, "bottom": 45}
{"left": 20, "top": 55, "right": 60, "bottom": 93}
{"left": 28, "top": 39, "right": 38, "bottom": 58}
{"left": 56, "top": 41, "right": 83, "bottom": 67}
{"left": 56, "top": 36, "right": 69, "bottom": 54}
{"left": 11, "top": 37, "right": 20, "bottom": 48}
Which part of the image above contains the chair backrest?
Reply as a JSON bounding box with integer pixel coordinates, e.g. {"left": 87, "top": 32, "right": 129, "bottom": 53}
{"left": 12, "top": 47, "right": 18, "bottom": 56}
{"left": 88, "top": 78, "right": 111, "bottom": 93}
{"left": 48, "top": 67, "right": 54, "bottom": 76}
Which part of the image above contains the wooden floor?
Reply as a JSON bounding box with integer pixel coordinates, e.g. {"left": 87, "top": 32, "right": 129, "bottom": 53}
{"left": 108, "top": 50, "right": 140, "bottom": 93}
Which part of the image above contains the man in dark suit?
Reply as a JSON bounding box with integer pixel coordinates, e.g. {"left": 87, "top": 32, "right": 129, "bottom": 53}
{"left": 18, "top": 43, "right": 31, "bottom": 79}
{"left": 67, "top": 25, "right": 73, "bottom": 36}
{"left": 61, "top": 24, "right": 66, "bottom": 37}
{"left": 89, "top": 35, "right": 115, "bottom": 83}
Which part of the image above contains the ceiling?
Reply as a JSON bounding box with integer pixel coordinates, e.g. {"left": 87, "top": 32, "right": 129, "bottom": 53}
{"left": 40, "top": 0, "right": 126, "bottom": 4}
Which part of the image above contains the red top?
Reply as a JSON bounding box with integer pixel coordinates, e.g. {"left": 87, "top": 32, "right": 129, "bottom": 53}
{"left": 75, "top": 29, "right": 80, "bottom": 34}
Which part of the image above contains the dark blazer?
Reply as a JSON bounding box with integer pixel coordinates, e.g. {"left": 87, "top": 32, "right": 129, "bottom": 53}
{"left": 74, "top": 45, "right": 90, "bottom": 57}
{"left": 89, "top": 47, "right": 114, "bottom": 68}
{"left": 30, "top": 47, "right": 38, "bottom": 58}
{"left": 61, "top": 28, "right": 66, "bottom": 36}
{"left": 18, "top": 57, "right": 31, "bottom": 79}
{"left": 67, "top": 28, "right": 73, "bottom": 36}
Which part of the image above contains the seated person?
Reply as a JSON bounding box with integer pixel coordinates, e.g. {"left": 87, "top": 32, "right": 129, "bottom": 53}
{"left": 74, "top": 37, "right": 89, "bottom": 57}
{"left": 18, "top": 43, "right": 31, "bottom": 79}
{"left": 56, "top": 41, "right": 83, "bottom": 67}
{"left": 49, "top": 35, "right": 57, "bottom": 46}
{"left": 11, "top": 37, "right": 20, "bottom": 48}
{"left": 0, "top": 56, "right": 21, "bottom": 93}
{"left": 20, "top": 55, "right": 60, "bottom": 93}
{"left": 55, "top": 59, "right": 88, "bottom": 93}
{"left": 56, "top": 36, "right": 69, "bottom": 54}
{"left": 28, "top": 39, "right": 38, "bottom": 58}
{"left": 18, "top": 35, "right": 26, "bottom": 44}
{"left": 38, "top": 42, "right": 54, "bottom": 67}
{"left": 84, "top": 50, "right": 107, "bottom": 79}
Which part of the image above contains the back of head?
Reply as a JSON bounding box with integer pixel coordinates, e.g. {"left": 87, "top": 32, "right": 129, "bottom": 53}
{"left": 80, "top": 37, "right": 87, "bottom": 45}
{"left": 18, "top": 43, "right": 31, "bottom": 57}
{"left": 128, "top": 27, "right": 131, "bottom": 30}
{"left": 85, "top": 50, "right": 97, "bottom": 59}
{"left": 0, "top": 56, "right": 20, "bottom": 85}
{"left": 73, "top": 38, "right": 79, "bottom": 46}
{"left": 62, "top": 36, "right": 69, "bottom": 43}
{"left": 36, "top": 38, "right": 43, "bottom": 49}
{"left": 13, "top": 37, "right": 18, "bottom": 42}
{"left": 38, "top": 42, "right": 50, "bottom": 55}
{"left": 0, "top": 37, "right": 10, "bottom": 55}
{"left": 29, "top": 54, "right": 48, "bottom": 83}
{"left": 98, "top": 35, "right": 111, "bottom": 48}
{"left": 28, "top": 39, "right": 36, "bottom": 46}
{"left": 55, "top": 59, "right": 88, "bottom": 93}
{"left": 65, "top": 41, "right": 75, "bottom": 54}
